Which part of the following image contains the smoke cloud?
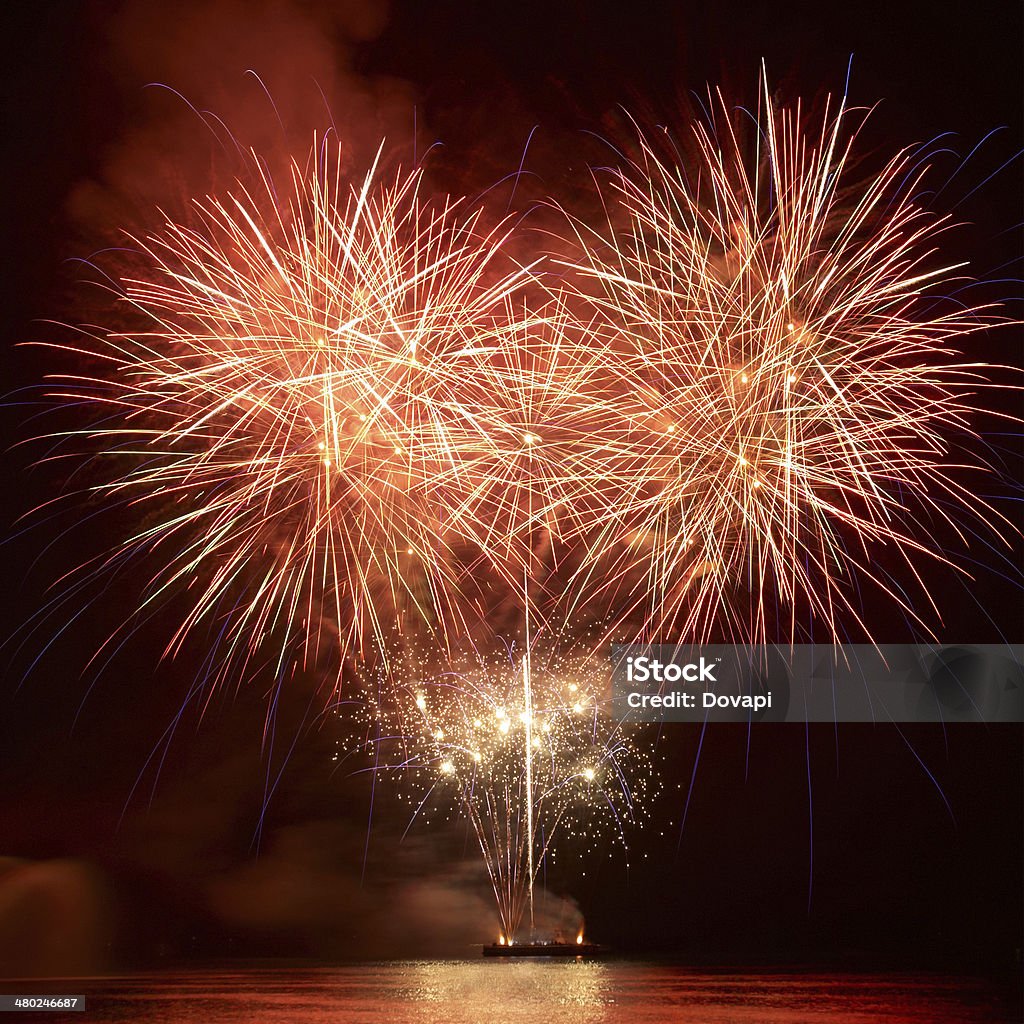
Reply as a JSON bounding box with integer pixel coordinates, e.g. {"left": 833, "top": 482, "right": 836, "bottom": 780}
{"left": 0, "top": 857, "right": 113, "bottom": 977}
{"left": 69, "top": 0, "right": 416, "bottom": 242}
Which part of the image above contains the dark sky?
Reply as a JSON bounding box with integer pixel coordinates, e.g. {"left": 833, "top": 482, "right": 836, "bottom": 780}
{"left": 0, "top": 0, "right": 1020, "bottom": 977}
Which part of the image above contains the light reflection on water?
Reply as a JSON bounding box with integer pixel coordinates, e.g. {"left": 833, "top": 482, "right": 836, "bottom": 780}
{"left": 27, "top": 962, "right": 1015, "bottom": 1023}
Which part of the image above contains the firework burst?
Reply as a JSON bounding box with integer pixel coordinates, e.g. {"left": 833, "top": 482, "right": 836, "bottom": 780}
{"left": 39, "top": 138, "right": 546, "bottom": 687}
{"left": 556, "top": 74, "right": 1017, "bottom": 644}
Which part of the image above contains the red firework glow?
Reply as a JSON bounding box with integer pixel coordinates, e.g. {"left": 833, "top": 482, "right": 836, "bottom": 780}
{"left": 31, "top": 75, "right": 1018, "bottom": 691}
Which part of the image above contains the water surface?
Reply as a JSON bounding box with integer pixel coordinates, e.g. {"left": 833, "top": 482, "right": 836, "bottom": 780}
{"left": 12, "top": 962, "right": 1018, "bottom": 1023}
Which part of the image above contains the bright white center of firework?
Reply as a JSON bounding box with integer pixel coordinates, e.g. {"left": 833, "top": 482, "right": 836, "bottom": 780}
{"left": 523, "top": 433, "right": 537, "bottom": 445}
{"left": 440, "top": 761, "right": 454, "bottom": 774}
{"left": 499, "top": 719, "right": 511, "bottom": 734}
{"left": 583, "top": 768, "right": 595, "bottom": 782}
{"left": 568, "top": 683, "right": 578, "bottom": 693}
{"left": 495, "top": 707, "right": 506, "bottom": 719}
{"left": 434, "top": 729, "right": 444, "bottom": 740}
{"left": 472, "top": 752, "right": 482, "bottom": 762}
{"left": 573, "top": 702, "right": 583, "bottom": 714}
{"left": 416, "top": 696, "right": 427, "bottom": 711}
{"left": 542, "top": 722, "right": 551, "bottom": 733}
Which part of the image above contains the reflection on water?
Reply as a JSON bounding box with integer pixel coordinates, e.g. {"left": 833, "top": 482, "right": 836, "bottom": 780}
{"left": 16, "top": 962, "right": 1017, "bottom": 1023}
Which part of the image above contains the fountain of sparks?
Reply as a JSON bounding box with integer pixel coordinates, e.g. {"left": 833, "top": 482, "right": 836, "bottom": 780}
{"left": 345, "top": 650, "right": 658, "bottom": 944}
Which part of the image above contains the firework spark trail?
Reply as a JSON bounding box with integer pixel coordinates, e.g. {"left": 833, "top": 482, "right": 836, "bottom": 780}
{"left": 553, "top": 73, "right": 1018, "bottom": 646}
{"left": 34, "top": 76, "right": 1015, "bottom": 694}
{"left": 419, "top": 291, "right": 620, "bottom": 596}
{"left": 347, "top": 651, "right": 657, "bottom": 943}
{"left": 37, "top": 137, "right": 553, "bottom": 691}
{"left": 22, "top": 73, "right": 1020, "bottom": 936}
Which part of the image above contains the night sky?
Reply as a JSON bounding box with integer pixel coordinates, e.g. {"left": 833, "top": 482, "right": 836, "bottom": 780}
{"left": 0, "top": 0, "right": 1021, "bottom": 979}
